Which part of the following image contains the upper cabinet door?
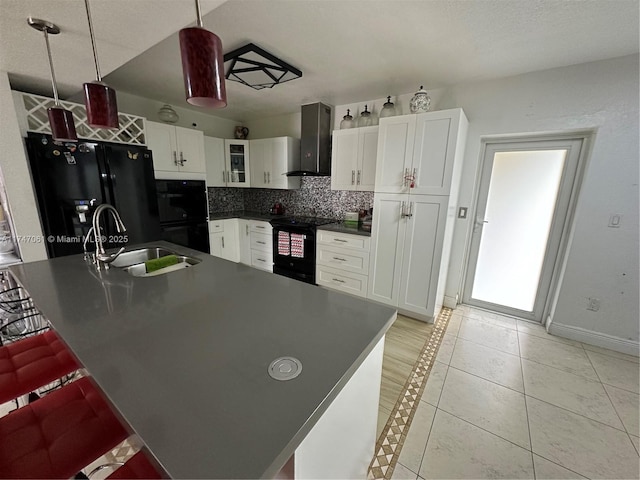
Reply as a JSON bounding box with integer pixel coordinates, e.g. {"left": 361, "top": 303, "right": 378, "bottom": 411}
{"left": 270, "top": 137, "right": 300, "bottom": 190}
{"left": 249, "top": 139, "right": 269, "bottom": 188}
{"left": 225, "top": 140, "right": 251, "bottom": 188}
{"left": 411, "top": 109, "right": 466, "bottom": 195}
{"left": 204, "top": 136, "right": 226, "bottom": 187}
{"left": 357, "top": 126, "right": 378, "bottom": 191}
{"left": 175, "top": 127, "right": 205, "bottom": 174}
{"left": 331, "top": 129, "right": 359, "bottom": 191}
{"left": 146, "top": 121, "right": 178, "bottom": 172}
{"left": 374, "top": 116, "right": 416, "bottom": 193}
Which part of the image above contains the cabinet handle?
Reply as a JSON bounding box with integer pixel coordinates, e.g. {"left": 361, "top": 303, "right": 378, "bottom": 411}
{"left": 408, "top": 202, "right": 414, "bottom": 218}
{"left": 332, "top": 278, "right": 346, "bottom": 284}
{"left": 222, "top": 236, "right": 225, "bottom": 248}
{"left": 332, "top": 256, "right": 347, "bottom": 262}
{"left": 403, "top": 168, "right": 409, "bottom": 187}
{"left": 267, "top": 171, "right": 271, "bottom": 183}
{"left": 333, "top": 238, "right": 347, "bottom": 243}
{"left": 263, "top": 171, "right": 267, "bottom": 183}
{"left": 357, "top": 170, "right": 361, "bottom": 185}
{"left": 256, "top": 226, "right": 265, "bottom": 229}
{"left": 257, "top": 241, "right": 266, "bottom": 245}
{"left": 401, "top": 201, "right": 407, "bottom": 218}
{"left": 257, "top": 258, "right": 266, "bottom": 262}
{"left": 246, "top": 224, "right": 249, "bottom": 235}
{"left": 180, "top": 152, "right": 186, "bottom": 165}
{"left": 351, "top": 170, "right": 355, "bottom": 185}
{"left": 411, "top": 167, "right": 416, "bottom": 188}
{"left": 173, "top": 151, "right": 179, "bottom": 166}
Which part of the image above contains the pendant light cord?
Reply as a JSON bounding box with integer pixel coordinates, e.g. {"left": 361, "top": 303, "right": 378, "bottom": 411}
{"left": 84, "top": 0, "right": 102, "bottom": 82}
{"left": 42, "top": 28, "right": 60, "bottom": 105}
{"left": 195, "top": 0, "right": 204, "bottom": 28}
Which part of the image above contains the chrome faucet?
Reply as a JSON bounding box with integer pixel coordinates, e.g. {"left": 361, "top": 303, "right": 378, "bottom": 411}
{"left": 89, "top": 203, "right": 127, "bottom": 269}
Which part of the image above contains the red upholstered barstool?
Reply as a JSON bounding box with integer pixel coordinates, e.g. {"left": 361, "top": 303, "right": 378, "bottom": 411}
{"left": 105, "top": 451, "right": 163, "bottom": 479}
{"left": 0, "top": 376, "right": 129, "bottom": 479}
{"left": 0, "top": 330, "right": 80, "bottom": 405}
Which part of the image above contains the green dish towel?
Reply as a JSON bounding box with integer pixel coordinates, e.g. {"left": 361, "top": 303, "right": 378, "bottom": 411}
{"left": 145, "top": 255, "right": 179, "bottom": 273}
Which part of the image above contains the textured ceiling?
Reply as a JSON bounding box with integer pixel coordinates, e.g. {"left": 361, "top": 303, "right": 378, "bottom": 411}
{"left": 3, "top": 0, "right": 639, "bottom": 122}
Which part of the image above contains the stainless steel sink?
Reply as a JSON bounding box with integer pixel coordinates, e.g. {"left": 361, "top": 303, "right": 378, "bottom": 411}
{"left": 110, "top": 247, "right": 201, "bottom": 276}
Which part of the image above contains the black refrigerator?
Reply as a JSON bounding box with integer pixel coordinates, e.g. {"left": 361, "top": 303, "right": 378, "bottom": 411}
{"left": 26, "top": 133, "right": 161, "bottom": 258}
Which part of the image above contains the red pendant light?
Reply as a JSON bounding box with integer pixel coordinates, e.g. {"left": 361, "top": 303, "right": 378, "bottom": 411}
{"left": 83, "top": 0, "right": 119, "bottom": 129}
{"left": 179, "top": 0, "right": 227, "bottom": 108}
{"left": 28, "top": 18, "right": 78, "bottom": 142}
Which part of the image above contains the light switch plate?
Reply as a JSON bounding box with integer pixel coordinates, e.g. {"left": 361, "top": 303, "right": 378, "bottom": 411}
{"left": 458, "top": 207, "right": 468, "bottom": 219}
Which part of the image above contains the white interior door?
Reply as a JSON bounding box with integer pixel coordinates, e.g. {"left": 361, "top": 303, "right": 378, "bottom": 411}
{"left": 463, "top": 137, "right": 584, "bottom": 322}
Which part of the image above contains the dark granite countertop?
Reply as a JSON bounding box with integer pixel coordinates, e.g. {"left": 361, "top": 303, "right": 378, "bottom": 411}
{"left": 208, "top": 210, "right": 281, "bottom": 222}
{"left": 9, "top": 242, "right": 395, "bottom": 479}
{"left": 318, "top": 221, "right": 372, "bottom": 237}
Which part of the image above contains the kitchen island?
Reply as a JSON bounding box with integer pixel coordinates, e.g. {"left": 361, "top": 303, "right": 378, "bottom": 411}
{"left": 8, "top": 242, "right": 396, "bottom": 479}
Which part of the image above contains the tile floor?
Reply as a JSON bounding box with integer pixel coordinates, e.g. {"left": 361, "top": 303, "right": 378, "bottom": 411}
{"left": 393, "top": 305, "right": 640, "bottom": 480}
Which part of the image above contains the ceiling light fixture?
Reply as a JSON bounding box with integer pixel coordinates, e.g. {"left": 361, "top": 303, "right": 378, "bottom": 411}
{"left": 28, "top": 18, "right": 78, "bottom": 142}
{"left": 179, "top": 0, "right": 227, "bottom": 108}
{"left": 223, "top": 43, "right": 302, "bottom": 90}
{"left": 83, "top": 0, "right": 119, "bottom": 129}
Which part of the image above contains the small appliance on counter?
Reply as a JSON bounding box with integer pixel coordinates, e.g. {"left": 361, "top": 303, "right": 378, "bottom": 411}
{"left": 344, "top": 211, "right": 359, "bottom": 226}
{"left": 270, "top": 202, "right": 285, "bottom": 215}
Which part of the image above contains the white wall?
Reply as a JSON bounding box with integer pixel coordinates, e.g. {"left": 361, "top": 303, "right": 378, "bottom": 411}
{"left": 114, "top": 91, "right": 240, "bottom": 139}
{"left": 335, "top": 54, "right": 639, "bottom": 350}
{"left": 244, "top": 111, "right": 302, "bottom": 139}
{"left": 0, "top": 71, "right": 48, "bottom": 262}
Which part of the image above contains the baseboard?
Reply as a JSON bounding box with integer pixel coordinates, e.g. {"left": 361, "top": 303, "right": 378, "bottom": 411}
{"left": 443, "top": 295, "right": 457, "bottom": 309}
{"left": 548, "top": 322, "right": 640, "bottom": 357}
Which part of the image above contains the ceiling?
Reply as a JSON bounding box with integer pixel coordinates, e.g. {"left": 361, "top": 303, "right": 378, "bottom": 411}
{"left": 3, "top": 0, "right": 639, "bottom": 123}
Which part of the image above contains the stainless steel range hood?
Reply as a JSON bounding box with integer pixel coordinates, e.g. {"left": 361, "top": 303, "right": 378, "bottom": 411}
{"left": 286, "top": 102, "right": 332, "bottom": 176}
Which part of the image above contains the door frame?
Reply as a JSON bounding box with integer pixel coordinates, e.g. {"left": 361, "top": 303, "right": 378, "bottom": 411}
{"left": 459, "top": 129, "right": 595, "bottom": 324}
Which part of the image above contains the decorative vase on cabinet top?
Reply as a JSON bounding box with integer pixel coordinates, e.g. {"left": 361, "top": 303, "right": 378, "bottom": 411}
{"left": 340, "top": 109, "right": 356, "bottom": 129}
{"left": 409, "top": 86, "right": 431, "bottom": 113}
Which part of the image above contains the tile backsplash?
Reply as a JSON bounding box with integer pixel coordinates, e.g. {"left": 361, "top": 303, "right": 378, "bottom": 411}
{"left": 208, "top": 177, "right": 373, "bottom": 219}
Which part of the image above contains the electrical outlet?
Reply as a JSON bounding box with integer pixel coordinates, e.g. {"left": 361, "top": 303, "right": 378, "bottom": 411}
{"left": 458, "top": 207, "right": 468, "bottom": 219}
{"left": 587, "top": 297, "right": 600, "bottom": 312}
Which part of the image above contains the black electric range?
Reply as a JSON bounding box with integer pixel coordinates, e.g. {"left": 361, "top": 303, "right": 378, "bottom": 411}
{"left": 270, "top": 216, "right": 336, "bottom": 284}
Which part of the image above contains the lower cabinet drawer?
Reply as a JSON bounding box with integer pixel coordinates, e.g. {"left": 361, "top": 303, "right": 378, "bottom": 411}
{"left": 316, "top": 265, "right": 368, "bottom": 298}
{"left": 251, "top": 250, "right": 273, "bottom": 272}
{"left": 317, "top": 245, "right": 370, "bottom": 275}
{"left": 250, "top": 232, "right": 272, "bottom": 252}
{"left": 209, "top": 220, "right": 224, "bottom": 233}
{"left": 250, "top": 220, "right": 271, "bottom": 234}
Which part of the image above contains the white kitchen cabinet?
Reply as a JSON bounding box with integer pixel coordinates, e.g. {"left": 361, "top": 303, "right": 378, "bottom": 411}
{"left": 224, "top": 140, "right": 251, "bottom": 188}
{"left": 374, "top": 109, "right": 468, "bottom": 196}
{"left": 368, "top": 194, "right": 450, "bottom": 320}
{"left": 238, "top": 219, "right": 251, "bottom": 265}
{"left": 209, "top": 219, "right": 239, "bottom": 263}
{"left": 316, "top": 231, "right": 371, "bottom": 298}
{"left": 249, "top": 220, "right": 273, "bottom": 272}
{"left": 147, "top": 121, "right": 206, "bottom": 179}
{"left": 250, "top": 137, "right": 301, "bottom": 190}
{"left": 204, "top": 136, "right": 226, "bottom": 187}
{"left": 331, "top": 126, "right": 378, "bottom": 191}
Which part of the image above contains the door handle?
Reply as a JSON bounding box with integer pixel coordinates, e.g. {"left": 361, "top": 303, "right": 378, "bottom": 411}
{"left": 351, "top": 170, "right": 355, "bottom": 185}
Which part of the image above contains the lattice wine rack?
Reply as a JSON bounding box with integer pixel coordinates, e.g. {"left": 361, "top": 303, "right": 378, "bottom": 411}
{"left": 17, "top": 92, "right": 146, "bottom": 145}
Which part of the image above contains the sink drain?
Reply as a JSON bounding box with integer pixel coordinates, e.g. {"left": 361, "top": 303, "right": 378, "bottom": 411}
{"left": 268, "top": 357, "right": 302, "bottom": 381}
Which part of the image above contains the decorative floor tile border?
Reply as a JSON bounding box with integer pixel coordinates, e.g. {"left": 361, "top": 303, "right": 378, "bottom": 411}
{"left": 368, "top": 307, "right": 452, "bottom": 480}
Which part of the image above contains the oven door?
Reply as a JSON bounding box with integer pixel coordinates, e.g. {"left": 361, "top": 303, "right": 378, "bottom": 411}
{"left": 160, "top": 222, "right": 210, "bottom": 254}
{"left": 272, "top": 225, "right": 316, "bottom": 284}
